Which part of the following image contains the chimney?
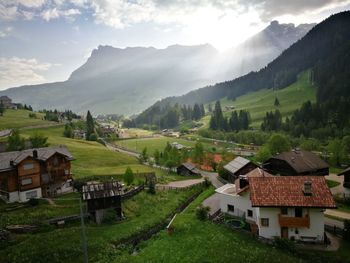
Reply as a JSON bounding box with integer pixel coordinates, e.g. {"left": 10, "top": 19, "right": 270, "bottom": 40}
{"left": 239, "top": 175, "right": 248, "bottom": 189}
{"left": 303, "top": 181, "right": 312, "bottom": 196}
{"left": 10, "top": 160, "right": 14, "bottom": 166}
{"left": 33, "top": 150, "right": 38, "bottom": 159}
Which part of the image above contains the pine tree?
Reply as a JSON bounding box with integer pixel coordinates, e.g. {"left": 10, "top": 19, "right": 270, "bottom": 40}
{"left": 86, "top": 110, "right": 95, "bottom": 140}
{"left": 274, "top": 97, "right": 280, "bottom": 107}
{"left": 0, "top": 102, "right": 5, "bottom": 116}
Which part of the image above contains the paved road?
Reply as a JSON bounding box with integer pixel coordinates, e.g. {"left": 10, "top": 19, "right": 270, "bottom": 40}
{"left": 200, "top": 170, "right": 223, "bottom": 188}
{"left": 157, "top": 178, "right": 204, "bottom": 189}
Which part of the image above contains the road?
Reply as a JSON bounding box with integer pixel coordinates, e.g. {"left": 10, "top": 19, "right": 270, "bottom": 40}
{"left": 102, "top": 140, "right": 140, "bottom": 158}
{"left": 200, "top": 170, "right": 223, "bottom": 188}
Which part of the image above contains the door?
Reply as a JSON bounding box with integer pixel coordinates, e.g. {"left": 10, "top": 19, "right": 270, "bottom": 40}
{"left": 281, "top": 227, "right": 288, "bottom": 239}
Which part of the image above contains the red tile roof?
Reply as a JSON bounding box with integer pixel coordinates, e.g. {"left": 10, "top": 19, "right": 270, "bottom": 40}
{"left": 249, "top": 176, "right": 336, "bottom": 208}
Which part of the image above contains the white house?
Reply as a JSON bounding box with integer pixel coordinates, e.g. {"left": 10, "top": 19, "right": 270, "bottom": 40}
{"left": 216, "top": 168, "right": 336, "bottom": 242}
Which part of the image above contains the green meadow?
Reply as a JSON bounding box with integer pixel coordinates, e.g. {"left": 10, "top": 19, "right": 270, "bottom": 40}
{"left": 0, "top": 109, "right": 53, "bottom": 130}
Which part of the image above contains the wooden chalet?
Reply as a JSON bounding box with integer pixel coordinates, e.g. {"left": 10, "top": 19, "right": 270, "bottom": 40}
{"left": 82, "top": 181, "right": 123, "bottom": 224}
{"left": 177, "top": 162, "right": 201, "bottom": 176}
{"left": 0, "top": 96, "right": 16, "bottom": 109}
{"left": 0, "top": 146, "right": 73, "bottom": 203}
{"left": 263, "top": 149, "right": 329, "bottom": 176}
{"left": 339, "top": 167, "right": 350, "bottom": 189}
{"left": 223, "top": 156, "right": 257, "bottom": 183}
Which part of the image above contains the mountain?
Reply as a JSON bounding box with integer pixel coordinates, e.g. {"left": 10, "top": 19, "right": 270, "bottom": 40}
{"left": 0, "top": 21, "right": 314, "bottom": 115}
{"left": 134, "top": 11, "right": 350, "bottom": 128}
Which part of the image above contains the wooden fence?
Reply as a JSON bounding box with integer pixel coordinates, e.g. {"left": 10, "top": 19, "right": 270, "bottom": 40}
{"left": 156, "top": 181, "right": 206, "bottom": 191}
{"left": 121, "top": 184, "right": 145, "bottom": 200}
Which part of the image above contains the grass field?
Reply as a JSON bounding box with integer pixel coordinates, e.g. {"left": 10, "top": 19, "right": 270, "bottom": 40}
{"left": 114, "top": 137, "right": 197, "bottom": 154}
{"left": 0, "top": 109, "right": 53, "bottom": 130}
{"left": 202, "top": 70, "right": 316, "bottom": 128}
{"left": 0, "top": 187, "right": 202, "bottom": 263}
{"left": 21, "top": 126, "right": 185, "bottom": 182}
{"left": 112, "top": 188, "right": 350, "bottom": 263}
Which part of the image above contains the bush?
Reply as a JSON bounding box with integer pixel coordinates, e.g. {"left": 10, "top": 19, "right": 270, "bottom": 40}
{"left": 273, "top": 237, "right": 296, "bottom": 253}
{"left": 123, "top": 166, "right": 134, "bottom": 186}
{"left": 196, "top": 205, "right": 210, "bottom": 220}
{"left": 28, "top": 198, "right": 39, "bottom": 206}
{"left": 89, "top": 133, "right": 98, "bottom": 141}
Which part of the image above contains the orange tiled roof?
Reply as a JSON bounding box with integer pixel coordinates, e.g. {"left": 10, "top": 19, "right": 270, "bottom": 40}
{"left": 249, "top": 176, "right": 336, "bottom": 208}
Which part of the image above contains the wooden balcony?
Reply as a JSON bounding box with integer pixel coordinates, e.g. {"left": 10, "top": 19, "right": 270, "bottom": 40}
{"left": 278, "top": 214, "right": 310, "bottom": 228}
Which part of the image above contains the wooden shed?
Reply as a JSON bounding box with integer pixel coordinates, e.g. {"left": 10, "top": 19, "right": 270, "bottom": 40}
{"left": 177, "top": 163, "right": 201, "bottom": 176}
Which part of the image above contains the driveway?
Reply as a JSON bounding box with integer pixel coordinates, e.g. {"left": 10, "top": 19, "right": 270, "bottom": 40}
{"left": 326, "top": 173, "right": 345, "bottom": 196}
{"left": 200, "top": 170, "right": 224, "bottom": 188}
{"left": 157, "top": 178, "right": 204, "bottom": 189}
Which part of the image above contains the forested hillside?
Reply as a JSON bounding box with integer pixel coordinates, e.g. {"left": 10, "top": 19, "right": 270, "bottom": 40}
{"left": 135, "top": 11, "right": 350, "bottom": 130}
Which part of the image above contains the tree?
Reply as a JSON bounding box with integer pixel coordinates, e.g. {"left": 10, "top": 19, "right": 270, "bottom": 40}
{"left": 266, "top": 134, "right": 291, "bottom": 155}
{"left": 328, "top": 139, "right": 344, "bottom": 167}
{"left": 86, "top": 110, "right": 95, "bottom": 140}
{"left": 193, "top": 142, "right": 204, "bottom": 164}
{"left": 154, "top": 149, "right": 160, "bottom": 165}
{"left": 7, "top": 130, "right": 25, "bottom": 151}
{"left": 29, "top": 133, "right": 48, "bottom": 148}
{"left": 210, "top": 101, "right": 225, "bottom": 130}
{"left": 274, "top": 97, "right": 280, "bottom": 107}
{"left": 63, "top": 124, "right": 73, "bottom": 138}
{"left": 193, "top": 103, "right": 202, "bottom": 120}
{"left": 141, "top": 147, "right": 148, "bottom": 163}
{"left": 208, "top": 103, "right": 213, "bottom": 113}
{"left": 0, "top": 102, "right": 5, "bottom": 116}
{"left": 256, "top": 146, "right": 272, "bottom": 163}
{"left": 123, "top": 166, "right": 134, "bottom": 186}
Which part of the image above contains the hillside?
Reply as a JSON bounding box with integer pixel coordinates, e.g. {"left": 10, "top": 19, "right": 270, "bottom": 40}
{"left": 0, "top": 21, "right": 313, "bottom": 115}
{"left": 135, "top": 11, "right": 350, "bottom": 128}
{"left": 201, "top": 71, "right": 316, "bottom": 128}
{"left": 0, "top": 109, "right": 53, "bottom": 130}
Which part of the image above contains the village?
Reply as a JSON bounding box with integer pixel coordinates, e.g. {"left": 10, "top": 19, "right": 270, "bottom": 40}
{"left": 0, "top": 97, "right": 350, "bottom": 263}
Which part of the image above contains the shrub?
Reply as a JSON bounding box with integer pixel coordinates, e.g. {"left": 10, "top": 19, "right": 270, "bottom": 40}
{"left": 273, "top": 237, "right": 296, "bottom": 253}
{"left": 123, "top": 166, "right": 134, "bottom": 186}
{"left": 89, "top": 133, "right": 98, "bottom": 141}
{"left": 28, "top": 198, "right": 39, "bottom": 206}
{"left": 196, "top": 205, "right": 210, "bottom": 220}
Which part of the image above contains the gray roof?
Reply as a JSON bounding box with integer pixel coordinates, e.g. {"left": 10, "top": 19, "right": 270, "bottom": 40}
{"left": 0, "top": 146, "right": 73, "bottom": 171}
{"left": 271, "top": 150, "right": 329, "bottom": 174}
{"left": 339, "top": 167, "right": 350, "bottom": 176}
{"left": 224, "top": 156, "right": 251, "bottom": 174}
{"left": 0, "top": 129, "right": 12, "bottom": 137}
{"left": 82, "top": 181, "right": 123, "bottom": 200}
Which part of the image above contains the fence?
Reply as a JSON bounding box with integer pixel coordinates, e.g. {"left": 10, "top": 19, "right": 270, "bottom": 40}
{"left": 156, "top": 181, "right": 206, "bottom": 191}
{"left": 121, "top": 184, "right": 145, "bottom": 200}
{"left": 324, "top": 224, "right": 344, "bottom": 238}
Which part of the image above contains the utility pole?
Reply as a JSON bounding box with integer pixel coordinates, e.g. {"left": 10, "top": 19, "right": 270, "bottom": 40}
{"left": 79, "top": 197, "right": 88, "bottom": 263}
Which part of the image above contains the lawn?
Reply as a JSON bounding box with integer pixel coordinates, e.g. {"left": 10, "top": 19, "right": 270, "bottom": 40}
{"left": 0, "top": 192, "right": 82, "bottom": 228}
{"left": 202, "top": 70, "right": 316, "bottom": 128}
{"left": 0, "top": 109, "right": 53, "bottom": 130}
{"left": 326, "top": 179, "right": 341, "bottom": 188}
{"left": 112, "top": 188, "right": 304, "bottom": 263}
{"left": 0, "top": 187, "right": 202, "bottom": 263}
{"left": 114, "top": 136, "right": 197, "bottom": 154}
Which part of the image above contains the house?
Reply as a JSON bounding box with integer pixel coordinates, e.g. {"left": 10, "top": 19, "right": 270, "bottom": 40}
{"left": 171, "top": 142, "right": 185, "bottom": 150}
{"left": 223, "top": 156, "right": 257, "bottom": 183}
{"left": 0, "top": 129, "right": 13, "bottom": 138}
{"left": 177, "top": 162, "right": 201, "bottom": 176}
{"left": 216, "top": 171, "right": 336, "bottom": 242}
{"left": 82, "top": 181, "right": 123, "bottom": 224}
{"left": 73, "top": 129, "right": 86, "bottom": 140}
{"left": 263, "top": 149, "right": 329, "bottom": 176}
{"left": 339, "top": 167, "right": 350, "bottom": 194}
{"left": 0, "top": 146, "right": 74, "bottom": 203}
{"left": 0, "top": 96, "right": 16, "bottom": 109}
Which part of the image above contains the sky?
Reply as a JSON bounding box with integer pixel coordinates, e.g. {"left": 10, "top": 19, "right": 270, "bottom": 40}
{"left": 0, "top": 0, "right": 350, "bottom": 90}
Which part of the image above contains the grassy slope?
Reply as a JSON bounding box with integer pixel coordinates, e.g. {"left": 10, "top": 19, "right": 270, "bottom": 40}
{"left": 0, "top": 109, "right": 52, "bottom": 130}
{"left": 21, "top": 126, "right": 182, "bottom": 181}
{"left": 202, "top": 70, "right": 316, "bottom": 128}
{"left": 1, "top": 188, "right": 200, "bottom": 263}
{"left": 114, "top": 137, "right": 197, "bottom": 154}
{"left": 116, "top": 188, "right": 303, "bottom": 263}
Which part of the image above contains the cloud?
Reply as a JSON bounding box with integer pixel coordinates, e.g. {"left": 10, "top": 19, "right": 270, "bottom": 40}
{"left": 41, "top": 7, "right": 81, "bottom": 21}
{"left": 0, "top": 26, "right": 13, "bottom": 38}
{"left": 0, "top": 57, "right": 55, "bottom": 89}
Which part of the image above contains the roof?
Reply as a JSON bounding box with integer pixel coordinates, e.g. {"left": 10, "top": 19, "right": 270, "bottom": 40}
{"left": 0, "top": 129, "right": 12, "bottom": 137}
{"left": 245, "top": 168, "right": 273, "bottom": 178}
{"left": 179, "top": 162, "right": 200, "bottom": 174}
{"left": 339, "top": 167, "right": 350, "bottom": 176}
{"left": 249, "top": 176, "right": 336, "bottom": 208}
{"left": 82, "top": 181, "right": 123, "bottom": 200}
{"left": 269, "top": 150, "right": 329, "bottom": 174}
{"left": 0, "top": 96, "right": 11, "bottom": 100}
{"left": 224, "top": 156, "right": 251, "bottom": 174}
{"left": 0, "top": 146, "right": 73, "bottom": 171}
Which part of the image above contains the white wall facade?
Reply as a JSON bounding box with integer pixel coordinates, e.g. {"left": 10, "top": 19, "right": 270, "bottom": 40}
{"left": 19, "top": 188, "right": 42, "bottom": 202}
{"left": 217, "top": 185, "right": 326, "bottom": 242}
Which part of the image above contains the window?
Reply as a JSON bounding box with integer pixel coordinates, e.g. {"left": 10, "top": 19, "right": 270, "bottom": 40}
{"left": 25, "top": 190, "right": 37, "bottom": 199}
{"left": 23, "top": 163, "right": 34, "bottom": 170}
{"left": 21, "top": 178, "right": 32, "bottom": 186}
{"left": 247, "top": 209, "right": 253, "bottom": 217}
{"left": 53, "top": 157, "right": 59, "bottom": 166}
{"left": 295, "top": 207, "right": 303, "bottom": 217}
{"left": 281, "top": 207, "right": 288, "bottom": 215}
{"left": 261, "top": 218, "right": 269, "bottom": 227}
{"left": 227, "top": 204, "right": 235, "bottom": 212}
